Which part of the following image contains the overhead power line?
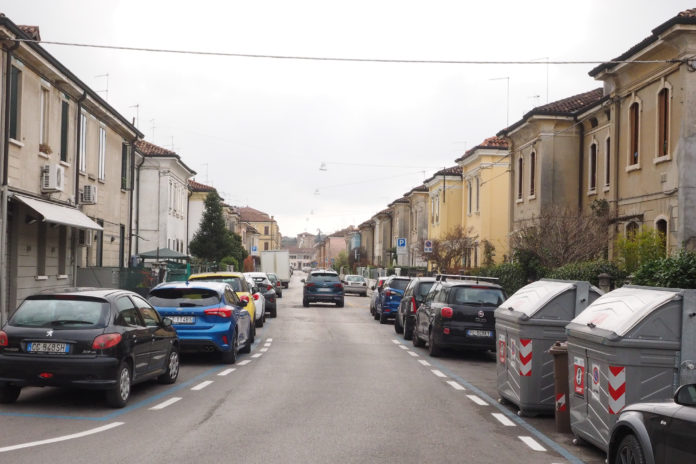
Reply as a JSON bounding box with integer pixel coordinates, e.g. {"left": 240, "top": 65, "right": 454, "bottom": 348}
{"left": 9, "top": 38, "right": 683, "bottom": 66}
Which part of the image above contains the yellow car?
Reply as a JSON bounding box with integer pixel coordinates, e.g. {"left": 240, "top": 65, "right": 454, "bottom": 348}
{"left": 188, "top": 272, "right": 264, "bottom": 328}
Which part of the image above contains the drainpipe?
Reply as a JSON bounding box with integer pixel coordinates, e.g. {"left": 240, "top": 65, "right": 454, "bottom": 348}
{"left": 612, "top": 96, "right": 621, "bottom": 251}
{"left": 0, "top": 42, "right": 20, "bottom": 325}
{"left": 578, "top": 121, "right": 585, "bottom": 214}
{"left": 134, "top": 149, "right": 146, "bottom": 257}
{"left": 72, "top": 91, "right": 87, "bottom": 286}
{"left": 127, "top": 136, "right": 139, "bottom": 264}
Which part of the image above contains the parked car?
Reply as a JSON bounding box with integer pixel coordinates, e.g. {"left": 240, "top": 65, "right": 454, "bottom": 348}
{"left": 266, "top": 272, "right": 283, "bottom": 298}
{"left": 342, "top": 275, "right": 368, "bottom": 296}
{"left": 412, "top": 275, "right": 506, "bottom": 356}
{"left": 302, "top": 270, "right": 344, "bottom": 307}
{"left": 375, "top": 276, "right": 411, "bottom": 323}
{"left": 244, "top": 276, "right": 266, "bottom": 323}
{"left": 0, "top": 288, "right": 180, "bottom": 408}
{"left": 608, "top": 383, "right": 696, "bottom": 464}
{"left": 188, "top": 271, "right": 264, "bottom": 327}
{"left": 245, "top": 272, "right": 277, "bottom": 318}
{"left": 369, "top": 276, "right": 388, "bottom": 316}
{"left": 149, "top": 281, "right": 252, "bottom": 364}
{"left": 395, "top": 277, "right": 436, "bottom": 340}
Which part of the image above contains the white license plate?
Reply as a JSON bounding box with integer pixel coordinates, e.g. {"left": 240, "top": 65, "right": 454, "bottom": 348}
{"left": 467, "top": 330, "right": 493, "bottom": 337}
{"left": 169, "top": 316, "right": 195, "bottom": 324}
{"left": 317, "top": 288, "right": 332, "bottom": 292}
{"left": 28, "top": 342, "right": 69, "bottom": 353}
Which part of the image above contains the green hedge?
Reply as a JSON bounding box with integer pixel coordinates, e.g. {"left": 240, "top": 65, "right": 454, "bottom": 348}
{"left": 475, "top": 262, "right": 528, "bottom": 296}
{"left": 546, "top": 260, "right": 626, "bottom": 288}
{"left": 632, "top": 249, "right": 696, "bottom": 289}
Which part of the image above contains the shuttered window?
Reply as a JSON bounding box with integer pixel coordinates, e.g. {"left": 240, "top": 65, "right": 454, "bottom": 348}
{"left": 658, "top": 88, "right": 669, "bottom": 157}
{"left": 60, "top": 101, "right": 69, "bottom": 162}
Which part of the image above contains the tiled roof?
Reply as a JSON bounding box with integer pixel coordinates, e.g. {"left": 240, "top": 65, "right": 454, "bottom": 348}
{"left": 590, "top": 9, "right": 696, "bottom": 77}
{"left": 238, "top": 206, "right": 273, "bottom": 222}
{"left": 375, "top": 208, "right": 392, "bottom": 217}
{"left": 358, "top": 220, "right": 375, "bottom": 229}
{"left": 18, "top": 25, "right": 40, "bottom": 41}
{"left": 424, "top": 165, "right": 462, "bottom": 184}
{"left": 389, "top": 196, "right": 409, "bottom": 206}
{"left": 499, "top": 89, "right": 605, "bottom": 136}
{"left": 405, "top": 184, "right": 429, "bottom": 196}
{"left": 455, "top": 136, "right": 509, "bottom": 162}
{"left": 330, "top": 226, "right": 357, "bottom": 237}
{"left": 135, "top": 140, "right": 177, "bottom": 156}
{"left": 188, "top": 179, "right": 216, "bottom": 193}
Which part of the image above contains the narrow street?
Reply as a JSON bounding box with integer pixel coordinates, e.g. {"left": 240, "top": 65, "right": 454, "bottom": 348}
{"left": 0, "top": 272, "right": 605, "bottom": 463}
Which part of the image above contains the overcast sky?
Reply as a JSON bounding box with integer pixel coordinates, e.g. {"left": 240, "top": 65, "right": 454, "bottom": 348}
{"left": 2, "top": 0, "right": 692, "bottom": 237}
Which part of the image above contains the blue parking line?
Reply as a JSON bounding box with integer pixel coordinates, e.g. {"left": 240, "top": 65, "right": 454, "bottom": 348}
{"left": 427, "top": 358, "right": 586, "bottom": 464}
{"left": 0, "top": 324, "right": 268, "bottom": 422}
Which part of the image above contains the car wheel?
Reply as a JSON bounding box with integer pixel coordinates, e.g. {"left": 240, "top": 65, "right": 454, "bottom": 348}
{"left": 256, "top": 314, "right": 264, "bottom": 328}
{"left": 428, "top": 328, "right": 442, "bottom": 357}
{"left": 379, "top": 313, "right": 388, "bottom": 324}
{"left": 394, "top": 314, "right": 403, "bottom": 334}
{"left": 106, "top": 362, "right": 131, "bottom": 408}
{"left": 271, "top": 308, "right": 277, "bottom": 318}
{"left": 221, "top": 329, "right": 239, "bottom": 364}
{"left": 373, "top": 310, "right": 380, "bottom": 320}
{"left": 614, "top": 434, "right": 646, "bottom": 464}
{"left": 0, "top": 385, "right": 21, "bottom": 404}
{"left": 240, "top": 328, "right": 252, "bottom": 354}
{"left": 412, "top": 327, "right": 424, "bottom": 347}
{"left": 303, "top": 297, "right": 309, "bottom": 307}
{"left": 158, "top": 348, "right": 180, "bottom": 384}
{"left": 403, "top": 319, "right": 413, "bottom": 340}
{"left": 250, "top": 324, "right": 256, "bottom": 344}
{"left": 337, "top": 300, "right": 344, "bottom": 308}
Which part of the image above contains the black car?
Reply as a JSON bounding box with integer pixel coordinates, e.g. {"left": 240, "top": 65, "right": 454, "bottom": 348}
{"left": 412, "top": 275, "right": 506, "bottom": 356}
{"left": 245, "top": 272, "right": 277, "bottom": 317}
{"left": 608, "top": 383, "right": 696, "bottom": 463}
{"left": 267, "top": 273, "right": 283, "bottom": 298}
{"left": 302, "top": 271, "right": 344, "bottom": 307}
{"left": 0, "top": 288, "right": 179, "bottom": 408}
{"left": 394, "top": 277, "right": 435, "bottom": 340}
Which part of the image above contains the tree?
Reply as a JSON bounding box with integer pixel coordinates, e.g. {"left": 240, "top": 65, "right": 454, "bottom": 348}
{"left": 417, "top": 226, "right": 478, "bottom": 273}
{"left": 614, "top": 229, "right": 665, "bottom": 274}
{"left": 189, "top": 191, "right": 247, "bottom": 265}
{"left": 332, "top": 250, "right": 349, "bottom": 273}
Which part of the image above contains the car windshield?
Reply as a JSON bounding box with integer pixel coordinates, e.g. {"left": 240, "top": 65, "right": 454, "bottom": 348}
{"left": 346, "top": 276, "right": 365, "bottom": 282}
{"left": 309, "top": 273, "right": 340, "bottom": 283}
{"left": 417, "top": 282, "right": 435, "bottom": 298}
{"left": 189, "top": 276, "right": 243, "bottom": 292}
{"left": 388, "top": 279, "right": 410, "bottom": 291}
{"left": 10, "top": 296, "right": 109, "bottom": 328}
{"left": 449, "top": 286, "right": 505, "bottom": 306}
{"left": 149, "top": 288, "right": 221, "bottom": 307}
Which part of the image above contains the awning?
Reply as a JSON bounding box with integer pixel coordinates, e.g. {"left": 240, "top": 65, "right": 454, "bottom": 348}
{"left": 12, "top": 194, "right": 103, "bottom": 231}
{"left": 138, "top": 248, "right": 190, "bottom": 261}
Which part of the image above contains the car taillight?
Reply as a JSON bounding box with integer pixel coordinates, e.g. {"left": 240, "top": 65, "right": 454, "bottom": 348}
{"left": 306, "top": 283, "right": 315, "bottom": 287}
{"left": 0, "top": 330, "right": 8, "bottom": 347}
{"left": 92, "top": 333, "right": 122, "bottom": 350}
{"left": 441, "top": 307, "right": 454, "bottom": 318}
{"left": 276, "top": 282, "right": 281, "bottom": 287}
{"left": 385, "top": 290, "right": 393, "bottom": 297}
{"left": 253, "top": 294, "right": 260, "bottom": 301}
{"left": 411, "top": 297, "right": 417, "bottom": 313}
{"left": 205, "top": 306, "right": 233, "bottom": 318}
{"left": 334, "top": 283, "right": 343, "bottom": 289}
{"left": 240, "top": 295, "right": 250, "bottom": 303}
{"left": 267, "top": 285, "right": 273, "bottom": 291}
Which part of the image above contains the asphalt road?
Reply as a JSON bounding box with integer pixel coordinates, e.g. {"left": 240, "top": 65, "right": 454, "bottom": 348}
{"left": 0, "top": 272, "right": 606, "bottom": 463}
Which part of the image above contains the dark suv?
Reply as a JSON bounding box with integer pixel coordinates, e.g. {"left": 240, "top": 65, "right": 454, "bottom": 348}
{"left": 376, "top": 276, "right": 411, "bottom": 324}
{"left": 302, "top": 271, "right": 345, "bottom": 307}
{"left": 412, "top": 275, "right": 506, "bottom": 356}
{"left": 395, "top": 277, "right": 435, "bottom": 340}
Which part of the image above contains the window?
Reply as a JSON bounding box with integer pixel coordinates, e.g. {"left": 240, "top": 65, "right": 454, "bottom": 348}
{"left": 605, "top": 137, "right": 611, "bottom": 187}
{"left": 115, "top": 297, "right": 141, "bottom": 326}
{"left": 467, "top": 181, "right": 472, "bottom": 214}
{"left": 629, "top": 102, "right": 640, "bottom": 165}
{"left": 121, "top": 143, "right": 130, "bottom": 189}
{"left": 37, "top": 223, "right": 46, "bottom": 276}
{"left": 517, "top": 157, "right": 523, "bottom": 200}
{"left": 264, "top": 225, "right": 269, "bottom": 235}
{"left": 626, "top": 221, "right": 639, "bottom": 239}
{"left": 96, "top": 219, "right": 104, "bottom": 267}
{"left": 529, "top": 152, "right": 536, "bottom": 197}
{"left": 39, "top": 87, "right": 49, "bottom": 146}
{"left": 475, "top": 177, "right": 480, "bottom": 212}
{"left": 264, "top": 242, "right": 269, "bottom": 251}
{"left": 9, "top": 65, "right": 21, "bottom": 140}
{"left": 60, "top": 100, "right": 69, "bottom": 162}
{"left": 589, "top": 143, "right": 597, "bottom": 191}
{"left": 119, "top": 224, "right": 125, "bottom": 269}
{"left": 132, "top": 296, "right": 161, "bottom": 328}
{"left": 58, "top": 226, "right": 67, "bottom": 275}
{"left": 79, "top": 113, "right": 87, "bottom": 171}
{"left": 658, "top": 88, "right": 670, "bottom": 157}
{"left": 656, "top": 219, "right": 668, "bottom": 252}
{"left": 98, "top": 127, "right": 106, "bottom": 180}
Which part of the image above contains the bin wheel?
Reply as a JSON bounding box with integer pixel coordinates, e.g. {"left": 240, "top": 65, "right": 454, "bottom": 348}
{"left": 572, "top": 436, "right": 587, "bottom": 447}
{"left": 517, "top": 409, "right": 537, "bottom": 418}
{"left": 497, "top": 397, "right": 509, "bottom": 405}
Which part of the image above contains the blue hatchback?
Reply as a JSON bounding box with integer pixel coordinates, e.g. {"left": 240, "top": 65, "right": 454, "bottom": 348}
{"left": 149, "top": 281, "right": 252, "bottom": 364}
{"left": 377, "top": 277, "right": 411, "bottom": 324}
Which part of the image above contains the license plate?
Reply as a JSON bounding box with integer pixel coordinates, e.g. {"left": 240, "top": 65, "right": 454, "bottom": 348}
{"left": 317, "top": 288, "right": 332, "bottom": 292}
{"left": 467, "top": 330, "right": 493, "bottom": 337}
{"left": 27, "top": 342, "right": 69, "bottom": 353}
{"left": 169, "top": 316, "right": 195, "bottom": 324}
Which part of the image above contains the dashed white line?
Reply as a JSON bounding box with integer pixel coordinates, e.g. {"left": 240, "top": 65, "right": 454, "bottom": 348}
{"left": 267, "top": 338, "right": 273, "bottom": 342}
{"left": 391, "top": 339, "right": 401, "bottom": 344}
{"left": 431, "top": 369, "right": 447, "bottom": 378}
{"left": 149, "top": 397, "right": 182, "bottom": 410}
{"left": 260, "top": 348, "right": 268, "bottom": 352}
{"left": 252, "top": 353, "right": 262, "bottom": 358}
{"left": 519, "top": 436, "right": 547, "bottom": 452}
{"left": 0, "top": 422, "right": 124, "bottom": 453}
{"left": 492, "top": 413, "right": 516, "bottom": 427}
{"left": 398, "top": 345, "right": 409, "bottom": 350}
{"left": 218, "top": 368, "right": 236, "bottom": 376}
{"left": 191, "top": 380, "right": 213, "bottom": 391}
{"left": 446, "top": 380, "right": 466, "bottom": 391}
{"left": 467, "top": 395, "right": 488, "bottom": 406}
{"left": 418, "top": 360, "right": 431, "bottom": 366}
{"left": 407, "top": 351, "right": 419, "bottom": 357}
{"left": 264, "top": 343, "right": 271, "bottom": 347}
{"left": 237, "top": 360, "right": 251, "bottom": 366}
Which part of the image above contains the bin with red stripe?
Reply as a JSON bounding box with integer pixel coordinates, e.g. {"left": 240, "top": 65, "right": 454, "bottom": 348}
{"left": 566, "top": 285, "right": 696, "bottom": 453}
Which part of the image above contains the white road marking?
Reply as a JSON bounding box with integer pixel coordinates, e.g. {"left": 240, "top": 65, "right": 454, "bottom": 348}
{"left": 431, "top": 369, "right": 447, "bottom": 378}
{"left": 391, "top": 339, "right": 401, "bottom": 344}
{"left": 519, "top": 436, "right": 547, "bottom": 452}
{"left": 407, "top": 351, "right": 419, "bottom": 357}
{"left": 398, "top": 344, "right": 408, "bottom": 350}
{"left": 191, "top": 380, "right": 213, "bottom": 391}
{"left": 264, "top": 343, "right": 271, "bottom": 347}
{"left": 418, "top": 360, "right": 431, "bottom": 366}
{"left": 218, "top": 368, "right": 236, "bottom": 376}
{"left": 252, "top": 353, "right": 262, "bottom": 358}
{"left": 467, "top": 395, "right": 488, "bottom": 406}
{"left": 237, "top": 360, "right": 251, "bottom": 366}
{"left": 260, "top": 348, "right": 268, "bottom": 352}
{"left": 266, "top": 338, "right": 273, "bottom": 342}
{"left": 0, "top": 422, "right": 124, "bottom": 453}
{"left": 492, "top": 413, "right": 516, "bottom": 427}
{"left": 149, "top": 397, "right": 182, "bottom": 410}
{"left": 446, "top": 380, "right": 466, "bottom": 391}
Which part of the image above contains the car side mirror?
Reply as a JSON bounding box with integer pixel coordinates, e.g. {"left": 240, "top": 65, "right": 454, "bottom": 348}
{"left": 238, "top": 299, "right": 248, "bottom": 308}
{"left": 301, "top": 279, "right": 306, "bottom": 283}
{"left": 674, "top": 384, "right": 696, "bottom": 406}
{"left": 162, "top": 317, "right": 173, "bottom": 327}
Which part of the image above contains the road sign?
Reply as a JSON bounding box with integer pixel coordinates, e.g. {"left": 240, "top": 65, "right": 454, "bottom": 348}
{"left": 251, "top": 246, "right": 258, "bottom": 252}
{"left": 396, "top": 238, "right": 407, "bottom": 255}
{"left": 424, "top": 239, "right": 433, "bottom": 253}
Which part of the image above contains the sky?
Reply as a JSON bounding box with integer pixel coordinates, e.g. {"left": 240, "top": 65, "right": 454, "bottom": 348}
{"left": 1, "top": 0, "right": 693, "bottom": 237}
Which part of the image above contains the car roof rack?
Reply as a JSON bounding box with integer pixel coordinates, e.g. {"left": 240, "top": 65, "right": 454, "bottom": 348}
{"left": 435, "top": 274, "right": 500, "bottom": 284}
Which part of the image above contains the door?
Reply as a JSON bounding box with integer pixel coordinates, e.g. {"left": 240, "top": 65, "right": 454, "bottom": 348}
{"left": 665, "top": 406, "right": 696, "bottom": 462}
{"left": 115, "top": 296, "right": 151, "bottom": 378}
{"left": 131, "top": 295, "right": 170, "bottom": 373}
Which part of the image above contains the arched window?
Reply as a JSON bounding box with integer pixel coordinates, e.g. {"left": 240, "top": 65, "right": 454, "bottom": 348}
{"left": 626, "top": 221, "right": 639, "bottom": 239}
{"left": 629, "top": 102, "right": 640, "bottom": 165}
{"left": 529, "top": 152, "right": 536, "bottom": 197}
{"left": 658, "top": 88, "right": 670, "bottom": 157}
{"left": 589, "top": 144, "right": 597, "bottom": 191}
{"left": 517, "top": 157, "right": 524, "bottom": 200}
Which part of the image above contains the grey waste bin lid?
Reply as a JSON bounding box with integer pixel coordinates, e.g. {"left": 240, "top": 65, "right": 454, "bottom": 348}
{"left": 570, "top": 286, "right": 679, "bottom": 337}
{"left": 499, "top": 280, "right": 577, "bottom": 318}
